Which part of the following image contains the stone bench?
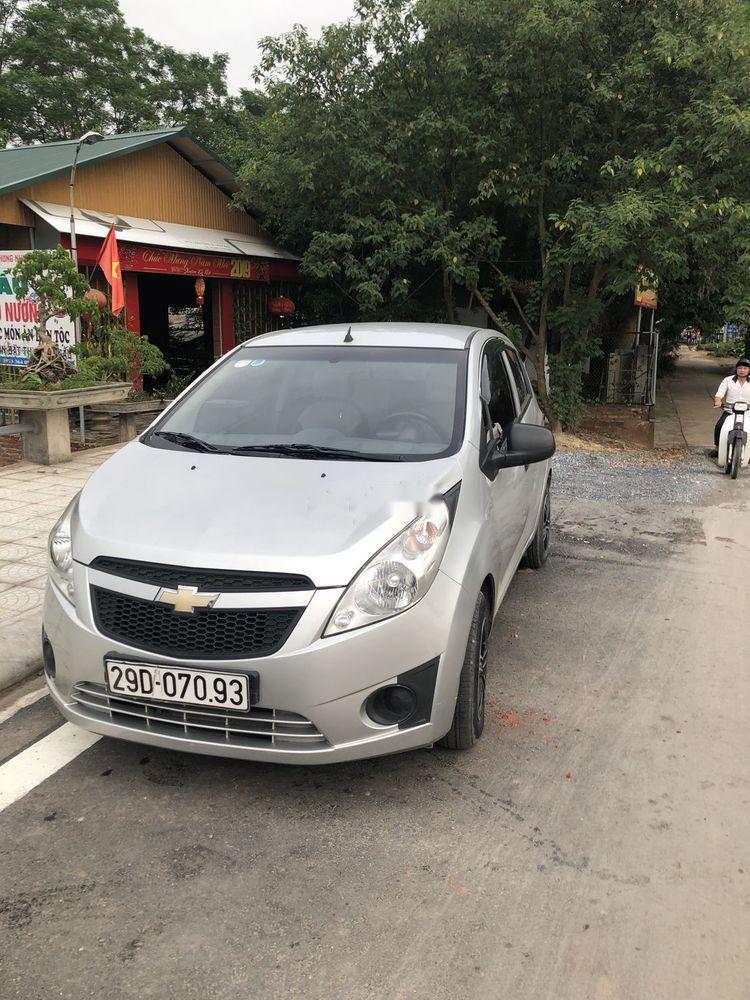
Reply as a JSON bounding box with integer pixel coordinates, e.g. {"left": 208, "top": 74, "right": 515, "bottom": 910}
{"left": 88, "top": 399, "right": 167, "bottom": 443}
{"left": 0, "top": 384, "right": 131, "bottom": 464}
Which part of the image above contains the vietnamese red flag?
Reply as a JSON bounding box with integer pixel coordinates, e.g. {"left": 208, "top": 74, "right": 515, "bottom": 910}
{"left": 95, "top": 224, "right": 124, "bottom": 315}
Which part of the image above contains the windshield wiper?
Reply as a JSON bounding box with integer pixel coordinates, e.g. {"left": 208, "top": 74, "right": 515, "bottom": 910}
{"left": 151, "top": 431, "right": 221, "bottom": 453}
{"left": 227, "top": 443, "right": 400, "bottom": 461}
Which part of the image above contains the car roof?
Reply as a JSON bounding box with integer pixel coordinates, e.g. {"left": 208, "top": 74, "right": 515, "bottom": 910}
{"left": 242, "top": 323, "right": 493, "bottom": 350}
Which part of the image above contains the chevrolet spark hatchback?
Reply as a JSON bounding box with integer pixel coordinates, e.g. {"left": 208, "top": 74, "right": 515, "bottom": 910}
{"left": 43, "top": 324, "right": 555, "bottom": 763}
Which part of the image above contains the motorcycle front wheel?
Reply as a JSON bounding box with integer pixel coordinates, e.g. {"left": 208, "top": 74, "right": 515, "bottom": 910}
{"left": 730, "top": 441, "right": 741, "bottom": 479}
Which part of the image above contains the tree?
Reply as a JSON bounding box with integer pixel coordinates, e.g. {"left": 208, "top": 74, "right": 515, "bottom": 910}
{"left": 10, "top": 245, "right": 97, "bottom": 382}
{"left": 186, "top": 88, "right": 269, "bottom": 173}
{"left": 12, "top": 245, "right": 93, "bottom": 339}
{"left": 242, "top": 0, "right": 750, "bottom": 427}
{"left": 10, "top": 245, "right": 167, "bottom": 388}
{"left": 0, "top": 0, "right": 231, "bottom": 147}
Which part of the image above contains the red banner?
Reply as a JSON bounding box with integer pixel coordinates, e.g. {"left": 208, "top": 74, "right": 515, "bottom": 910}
{"left": 118, "top": 244, "right": 270, "bottom": 282}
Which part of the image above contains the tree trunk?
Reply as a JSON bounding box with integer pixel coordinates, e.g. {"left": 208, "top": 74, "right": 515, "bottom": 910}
{"left": 532, "top": 340, "right": 558, "bottom": 431}
{"left": 470, "top": 283, "right": 558, "bottom": 429}
{"left": 442, "top": 264, "right": 456, "bottom": 324}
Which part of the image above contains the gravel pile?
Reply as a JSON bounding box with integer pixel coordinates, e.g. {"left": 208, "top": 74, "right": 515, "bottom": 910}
{"left": 552, "top": 449, "right": 719, "bottom": 505}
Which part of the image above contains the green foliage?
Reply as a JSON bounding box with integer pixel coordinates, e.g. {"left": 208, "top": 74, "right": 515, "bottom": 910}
{"left": 74, "top": 319, "right": 168, "bottom": 382}
{"left": 12, "top": 245, "right": 95, "bottom": 339}
{"left": 241, "top": 0, "right": 750, "bottom": 426}
{"left": 12, "top": 245, "right": 99, "bottom": 354}
{"left": 9, "top": 246, "right": 167, "bottom": 387}
{"left": 708, "top": 341, "right": 737, "bottom": 358}
{"left": 0, "top": 0, "right": 233, "bottom": 148}
{"left": 19, "top": 371, "right": 44, "bottom": 389}
{"left": 159, "top": 370, "right": 196, "bottom": 400}
{"left": 0, "top": 370, "right": 49, "bottom": 390}
{"left": 59, "top": 359, "right": 102, "bottom": 389}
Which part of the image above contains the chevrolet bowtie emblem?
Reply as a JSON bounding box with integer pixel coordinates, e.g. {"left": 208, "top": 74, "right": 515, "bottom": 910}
{"left": 155, "top": 585, "right": 219, "bottom": 614}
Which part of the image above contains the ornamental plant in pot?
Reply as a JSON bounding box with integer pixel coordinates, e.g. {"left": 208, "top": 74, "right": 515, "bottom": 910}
{"left": 3, "top": 246, "right": 96, "bottom": 388}
{"left": 2, "top": 246, "right": 168, "bottom": 389}
{"left": 0, "top": 247, "right": 169, "bottom": 463}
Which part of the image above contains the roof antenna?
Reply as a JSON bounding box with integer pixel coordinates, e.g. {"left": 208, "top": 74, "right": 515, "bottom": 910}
{"left": 344, "top": 326, "right": 354, "bottom": 343}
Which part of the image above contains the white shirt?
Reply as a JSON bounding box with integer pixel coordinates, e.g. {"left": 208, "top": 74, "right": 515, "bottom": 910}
{"left": 716, "top": 375, "right": 750, "bottom": 412}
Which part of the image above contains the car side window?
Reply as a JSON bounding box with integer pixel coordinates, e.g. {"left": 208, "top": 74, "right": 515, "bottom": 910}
{"left": 480, "top": 340, "right": 517, "bottom": 441}
{"left": 505, "top": 347, "right": 531, "bottom": 409}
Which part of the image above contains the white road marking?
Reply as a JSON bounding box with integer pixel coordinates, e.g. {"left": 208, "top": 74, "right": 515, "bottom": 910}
{"left": 0, "top": 685, "right": 49, "bottom": 725}
{"left": 0, "top": 723, "right": 101, "bottom": 813}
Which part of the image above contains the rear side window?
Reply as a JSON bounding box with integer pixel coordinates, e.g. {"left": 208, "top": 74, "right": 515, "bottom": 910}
{"left": 505, "top": 348, "right": 531, "bottom": 409}
{"left": 480, "top": 340, "right": 516, "bottom": 433}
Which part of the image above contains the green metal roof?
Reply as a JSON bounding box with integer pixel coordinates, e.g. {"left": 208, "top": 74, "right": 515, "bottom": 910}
{"left": 0, "top": 127, "right": 245, "bottom": 205}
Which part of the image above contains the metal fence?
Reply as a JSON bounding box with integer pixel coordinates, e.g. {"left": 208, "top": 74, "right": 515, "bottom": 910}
{"left": 582, "top": 344, "right": 656, "bottom": 406}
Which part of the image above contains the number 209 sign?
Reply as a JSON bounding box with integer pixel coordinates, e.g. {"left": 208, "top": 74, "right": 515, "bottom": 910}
{"left": 0, "top": 250, "right": 76, "bottom": 367}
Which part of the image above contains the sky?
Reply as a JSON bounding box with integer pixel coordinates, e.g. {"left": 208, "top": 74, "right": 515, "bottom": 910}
{"left": 118, "top": 0, "right": 359, "bottom": 93}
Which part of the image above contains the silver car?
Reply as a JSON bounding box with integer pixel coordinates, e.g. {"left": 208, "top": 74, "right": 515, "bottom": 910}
{"left": 43, "top": 324, "right": 554, "bottom": 764}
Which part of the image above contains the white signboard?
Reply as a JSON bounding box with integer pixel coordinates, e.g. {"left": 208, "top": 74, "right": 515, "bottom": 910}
{"left": 0, "top": 250, "right": 76, "bottom": 367}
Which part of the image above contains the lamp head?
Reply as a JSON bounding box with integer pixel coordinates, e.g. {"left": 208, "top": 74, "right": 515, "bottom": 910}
{"left": 77, "top": 130, "right": 104, "bottom": 147}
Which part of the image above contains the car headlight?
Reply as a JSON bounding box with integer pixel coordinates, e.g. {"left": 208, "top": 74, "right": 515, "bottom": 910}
{"left": 48, "top": 494, "right": 79, "bottom": 605}
{"left": 325, "top": 500, "right": 451, "bottom": 636}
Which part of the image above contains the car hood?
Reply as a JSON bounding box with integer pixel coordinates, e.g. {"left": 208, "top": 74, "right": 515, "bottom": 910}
{"left": 73, "top": 441, "right": 463, "bottom": 587}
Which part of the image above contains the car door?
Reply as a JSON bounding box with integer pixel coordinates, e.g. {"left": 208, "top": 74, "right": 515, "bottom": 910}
{"left": 479, "top": 340, "right": 528, "bottom": 593}
{"left": 503, "top": 345, "right": 544, "bottom": 538}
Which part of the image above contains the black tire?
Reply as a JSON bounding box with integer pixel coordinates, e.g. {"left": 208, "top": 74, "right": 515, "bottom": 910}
{"left": 522, "top": 480, "right": 551, "bottom": 569}
{"left": 730, "top": 440, "right": 741, "bottom": 479}
{"left": 439, "top": 591, "right": 490, "bottom": 750}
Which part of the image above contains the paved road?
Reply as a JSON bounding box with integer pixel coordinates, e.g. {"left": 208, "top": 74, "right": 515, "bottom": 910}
{"left": 0, "top": 450, "right": 748, "bottom": 1000}
{"left": 664, "top": 347, "right": 736, "bottom": 448}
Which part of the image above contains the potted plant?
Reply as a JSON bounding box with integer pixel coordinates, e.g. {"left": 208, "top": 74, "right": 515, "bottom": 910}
{"left": 0, "top": 247, "right": 166, "bottom": 463}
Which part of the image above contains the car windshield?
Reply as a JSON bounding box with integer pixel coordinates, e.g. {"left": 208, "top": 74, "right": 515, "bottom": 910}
{"left": 146, "top": 344, "right": 467, "bottom": 461}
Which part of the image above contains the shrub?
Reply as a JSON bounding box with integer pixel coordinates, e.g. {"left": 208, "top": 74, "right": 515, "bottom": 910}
{"left": 708, "top": 341, "right": 737, "bottom": 358}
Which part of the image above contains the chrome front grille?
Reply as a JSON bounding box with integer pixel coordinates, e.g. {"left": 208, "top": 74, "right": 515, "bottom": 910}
{"left": 72, "top": 682, "right": 327, "bottom": 750}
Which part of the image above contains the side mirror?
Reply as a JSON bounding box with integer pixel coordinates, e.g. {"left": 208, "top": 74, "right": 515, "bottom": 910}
{"left": 484, "top": 423, "right": 555, "bottom": 472}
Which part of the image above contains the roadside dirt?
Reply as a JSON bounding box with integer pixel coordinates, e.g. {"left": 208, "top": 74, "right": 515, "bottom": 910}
{"left": 555, "top": 403, "right": 656, "bottom": 452}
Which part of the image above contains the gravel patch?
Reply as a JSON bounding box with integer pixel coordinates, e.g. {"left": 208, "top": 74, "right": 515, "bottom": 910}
{"left": 553, "top": 448, "right": 719, "bottom": 505}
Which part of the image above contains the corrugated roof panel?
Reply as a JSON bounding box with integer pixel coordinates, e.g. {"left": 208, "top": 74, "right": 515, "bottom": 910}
{"left": 0, "top": 129, "right": 186, "bottom": 197}
{"left": 21, "top": 200, "right": 299, "bottom": 261}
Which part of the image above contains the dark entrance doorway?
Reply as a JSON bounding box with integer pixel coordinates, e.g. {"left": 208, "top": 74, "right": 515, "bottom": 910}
{"left": 138, "top": 274, "right": 214, "bottom": 386}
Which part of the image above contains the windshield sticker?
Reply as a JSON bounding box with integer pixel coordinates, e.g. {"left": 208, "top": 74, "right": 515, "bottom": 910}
{"left": 250, "top": 359, "right": 266, "bottom": 367}
{"left": 234, "top": 360, "right": 251, "bottom": 368}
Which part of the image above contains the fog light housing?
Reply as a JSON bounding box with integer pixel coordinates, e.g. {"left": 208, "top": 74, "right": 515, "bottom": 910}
{"left": 42, "top": 634, "right": 56, "bottom": 679}
{"left": 365, "top": 685, "right": 418, "bottom": 726}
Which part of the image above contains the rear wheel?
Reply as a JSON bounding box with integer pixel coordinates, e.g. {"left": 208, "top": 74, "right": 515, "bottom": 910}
{"left": 730, "top": 440, "right": 741, "bottom": 479}
{"left": 522, "top": 480, "right": 551, "bottom": 569}
{"left": 439, "top": 591, "right": 490, "bottom": 750}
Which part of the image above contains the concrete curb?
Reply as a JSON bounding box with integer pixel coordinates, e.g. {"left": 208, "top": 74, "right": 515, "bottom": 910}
{"left": 0, "top": 609, "right": 44, "bottom": 692}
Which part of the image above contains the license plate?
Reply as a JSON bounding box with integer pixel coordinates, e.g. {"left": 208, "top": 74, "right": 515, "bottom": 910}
{"left": 105, "top": 660, "right": 255, "bottom": 711}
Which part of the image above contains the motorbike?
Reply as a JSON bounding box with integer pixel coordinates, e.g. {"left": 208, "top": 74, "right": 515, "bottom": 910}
{"left": 717, "top": 401, "right": 750, "bottom": 479}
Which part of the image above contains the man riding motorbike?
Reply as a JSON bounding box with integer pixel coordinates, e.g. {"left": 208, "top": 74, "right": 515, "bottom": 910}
{"left": 713, "top": 357, "right": 750, "bottom": 450}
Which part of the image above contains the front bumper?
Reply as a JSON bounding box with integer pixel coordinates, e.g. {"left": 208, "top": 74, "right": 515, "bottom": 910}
{"left": 43, "top": 567, "right": 474, "bottom": 765}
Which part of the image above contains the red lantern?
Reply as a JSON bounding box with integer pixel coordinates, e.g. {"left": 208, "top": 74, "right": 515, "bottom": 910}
{"left": 269, "top": 295, "right": 295, "bottom": 317}
{"left": 82, "top": 287, "right": 108, "bottom": 335}
{"left": 194, "top": 277, "right": 206, "bottom": 309}
{"left": 84, "top": 288, "right": 107, "bottom": 310}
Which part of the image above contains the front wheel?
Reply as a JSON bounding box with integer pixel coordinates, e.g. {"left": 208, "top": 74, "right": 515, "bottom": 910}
{"left": 439, "top": 591, "right": 490, "bottom": 750}
{"left": 730, "top": 440, "right": 741, "bottom": 479}
{"left": 522, "top": 480, "right": 551, "bottom": 569}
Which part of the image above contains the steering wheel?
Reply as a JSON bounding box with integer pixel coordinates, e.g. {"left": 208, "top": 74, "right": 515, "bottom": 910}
{"left": 296, "top": 398, "right": 367, "bottom": 436}
{"left": 379, "top": 411, "right": 445, "bottom": 443}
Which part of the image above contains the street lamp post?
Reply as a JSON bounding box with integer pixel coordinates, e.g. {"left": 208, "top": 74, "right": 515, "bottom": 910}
{"left": 68, "top": 131, "right": 104, "bottom": 443}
